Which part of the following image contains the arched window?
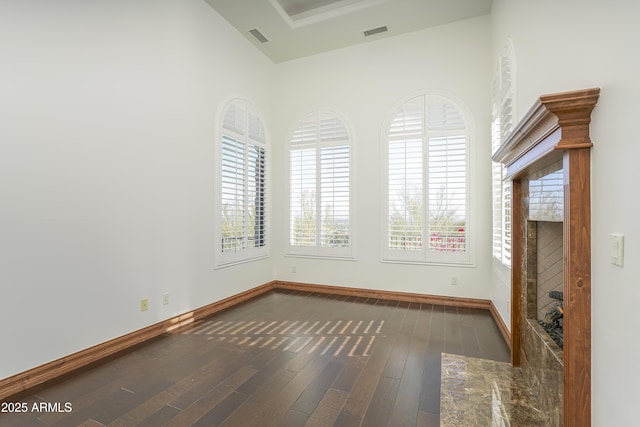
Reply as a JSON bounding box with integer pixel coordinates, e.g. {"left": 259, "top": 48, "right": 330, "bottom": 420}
{"left": 492, "top": 41, "right": 516, "bottom": 267}
{"left": 288, "top": 111, "right": 353, "bottom": 258}
{"left": 383, "top": 93, "right": 470, "bottom": 264}
{"left": 216, "top": 97, "right": 268, "bottom": 266}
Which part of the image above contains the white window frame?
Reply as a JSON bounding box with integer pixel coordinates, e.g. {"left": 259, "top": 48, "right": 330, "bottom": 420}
{"left": 215, "top": 97, "right": 269, "bottom": 267}
{"left": 381, "top": 91, "right": 473, "bottom": 266}
{"left": 491, "top": 41, "right": 516, "bottom": 268}
{"left": 286, "top": 110, "right": 355, "bottom": 259}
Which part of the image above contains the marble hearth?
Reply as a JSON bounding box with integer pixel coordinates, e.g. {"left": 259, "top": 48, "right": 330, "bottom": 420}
{"left": 440, "top": 353, "right": 547, "bottom": 427}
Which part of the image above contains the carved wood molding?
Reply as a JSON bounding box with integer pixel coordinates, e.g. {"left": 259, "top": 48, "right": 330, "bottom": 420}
{"left": 492, "top": 87, "right": 600, "bottom": 178}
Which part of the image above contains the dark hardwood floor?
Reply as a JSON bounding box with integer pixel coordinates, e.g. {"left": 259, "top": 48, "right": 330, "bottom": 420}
{"left": 0, "top": 290, "right": 510, "bottom": 427}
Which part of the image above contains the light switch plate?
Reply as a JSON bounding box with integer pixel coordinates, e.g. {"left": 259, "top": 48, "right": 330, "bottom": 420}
{"left": 611, "top": 233, "right": 624, "bottom": 267}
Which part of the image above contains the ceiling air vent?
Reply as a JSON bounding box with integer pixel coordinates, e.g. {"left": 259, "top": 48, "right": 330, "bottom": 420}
{"left": 363, "top": 26, "right": 388, "bottom": 37}
{"left": 249, "top": 28, "right": 269, "bottom": 43}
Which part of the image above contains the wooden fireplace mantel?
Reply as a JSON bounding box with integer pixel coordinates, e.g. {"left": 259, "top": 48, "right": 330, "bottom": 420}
{"left": 492, "top": 87, "right": 600, "bottom": 427}
{"left": 493, "top": 87, "right": 600, "bottom": 179}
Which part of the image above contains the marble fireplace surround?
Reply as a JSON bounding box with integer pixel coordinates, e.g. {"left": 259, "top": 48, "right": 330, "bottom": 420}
{"left": 492, "top": 88, "right": 599, "bottom": 427}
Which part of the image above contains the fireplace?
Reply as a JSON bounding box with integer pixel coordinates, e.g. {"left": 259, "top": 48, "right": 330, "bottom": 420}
{"left": 492, "top": 88, "right": 599, "bottom": 427}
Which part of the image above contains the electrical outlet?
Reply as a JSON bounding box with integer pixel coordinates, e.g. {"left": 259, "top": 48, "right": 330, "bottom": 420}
{"left": 451, "top": 276, "right": 458, "bottom": 285}
{"left": 163, "top": 293, "right": 169, "bottom": 306}
{"left": 140, "top": 298, "right": 149, "bottom": 312}
{"left": 292, "top": 266, "right": 297, "bottom": 273}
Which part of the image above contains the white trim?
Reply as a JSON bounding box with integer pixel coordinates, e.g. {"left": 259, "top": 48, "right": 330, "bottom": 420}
{"left": 284, "top": 253, "right": 357, "bottom": 262}
{"left": 493, "top": 255, "right": 511, "bottom": 285}
{"left": 268, "top": 0, "right": 393, "bottom": 29}
{"left": 213, "top": 254, "right": 270, "bottom": 270}
{"left": 381, "top": 259, "right": 477, "bottom": 268}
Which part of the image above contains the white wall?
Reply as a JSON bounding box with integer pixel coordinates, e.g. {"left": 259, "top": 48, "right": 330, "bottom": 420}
{"left": 0, "top": 0, "right": 275, "bottom": 379}
{"left": 272, "top": 17, "right": 494, "bottom": 298}
{"left": 491, "top": 259, "right": 511, "bottom": 329}
{"left": 491, "top": 1, "right": 640, "bottom": 425}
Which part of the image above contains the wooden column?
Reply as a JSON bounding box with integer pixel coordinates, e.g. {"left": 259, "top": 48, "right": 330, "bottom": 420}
{"left": 510, "top": 178, "right": 525, "bottom": 367}
{"left": 563, "top": 147, "right": 592, "bottom": 427}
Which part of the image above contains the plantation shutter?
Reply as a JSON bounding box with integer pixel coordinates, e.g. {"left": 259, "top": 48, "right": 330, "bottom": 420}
{"left": 319, "top": 113, "right": 350, "bottom": 247}
{"left": 290, "top": 114, "right": 317, "bottom": 247}
{"left": 491, "top": 48, "right": 514, "bottom": 266}
{"left": 491, "top": 77, "right": 504, "bottom": 260}
{"left": 427, "top": 96, "right": 467, "bottom": 253}
{"left": 499, "top": 53, "right": 513, "bottom": 266}
{"left": 502, "top": 180, "right": 512, "bottom": 265}
{"left": 219, "top": 99, "right": 267, "bottom": 263}
{"left": 385, "top": 94, "right": 470, "bottom": 264}
{"left": 387, "top": 96, "right": 424, "bottom": 251}
{"left": 221, "top": 135, "right": 245, "bottom": 252}
{"left": 248, "top": 144, "right": 266, "bottom": 247}
{"left": 289, "top": 112, "right": 351, "bottom": 256}
{"left": 499, "top": 54, "right": 514, "bottom": 139}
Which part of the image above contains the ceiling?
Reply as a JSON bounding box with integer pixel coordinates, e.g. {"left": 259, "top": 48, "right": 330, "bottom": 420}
{"left": 204, "top": 0, "right": 493, "bottom": 63}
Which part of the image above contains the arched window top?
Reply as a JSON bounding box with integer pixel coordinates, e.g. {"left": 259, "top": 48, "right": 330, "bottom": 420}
{"left": 222, "top": 98, "right": 266, "bottom": 144}
{"left": 388, "top": 93, "right": 468, "bottom": 137}
{"left": 291, "top": 111, "right": 350, "bottom": 147}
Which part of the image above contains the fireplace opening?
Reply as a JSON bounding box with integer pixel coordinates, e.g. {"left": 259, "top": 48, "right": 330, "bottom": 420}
{"left": 528, "top": 163, "right": 564, "bottom": 349}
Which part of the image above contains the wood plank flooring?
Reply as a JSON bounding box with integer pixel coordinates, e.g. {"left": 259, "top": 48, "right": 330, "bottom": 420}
{"left": 0, "top": 290, "right": 510, "bottom": 427}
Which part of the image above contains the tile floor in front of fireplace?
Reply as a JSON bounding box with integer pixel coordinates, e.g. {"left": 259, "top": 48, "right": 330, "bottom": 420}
{"left": 440, "top": 353, "right": 549, "bottom": 427}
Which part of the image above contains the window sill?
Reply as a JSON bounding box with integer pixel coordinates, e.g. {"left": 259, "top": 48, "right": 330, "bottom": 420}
{"left": 380, "top": 258, "right": 475, "bottom": 268}
{"left": 214, "top": 254, "right": 269, "bottom": 269}
{"left": 285, "top": 253, "right": 356, "bottom": 262}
